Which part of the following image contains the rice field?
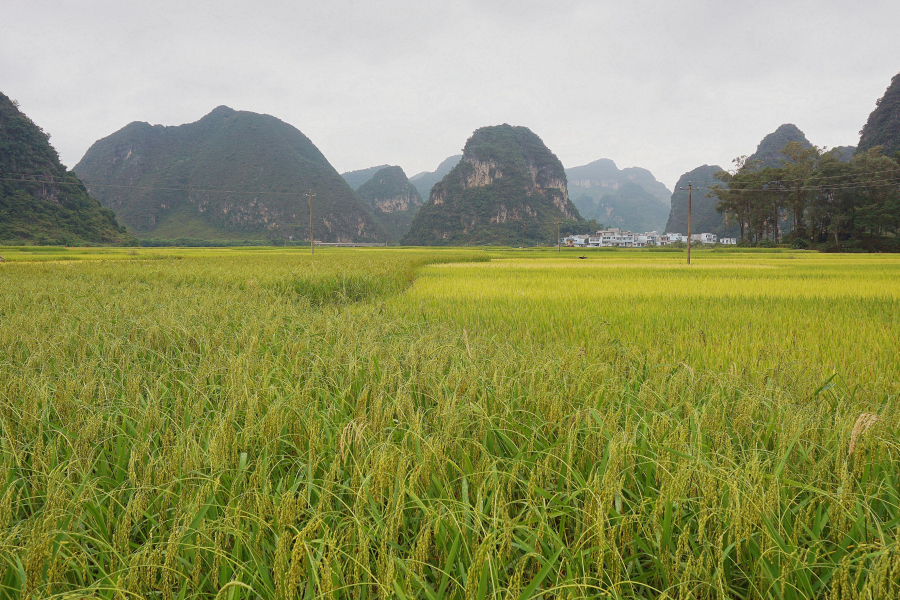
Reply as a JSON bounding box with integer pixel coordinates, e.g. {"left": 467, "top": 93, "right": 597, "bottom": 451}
{"left": 0, "top": 246, "right": 898, "bottom": 599}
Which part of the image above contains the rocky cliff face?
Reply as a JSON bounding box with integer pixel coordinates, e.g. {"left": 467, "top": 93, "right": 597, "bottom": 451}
{"left": 354, "top": 166, "right": 422, "bottom": 241}
{"left": 403, "top": 124, "right": 582, "bottom": 245}
{"left": 74, "top": 106, "right": 386, "bottom": 242}
{"left": 0, "top": 91, "right": 126, "bottom": 244}
{"left": 858, "top": 72, "right": 900, "bottom": 157}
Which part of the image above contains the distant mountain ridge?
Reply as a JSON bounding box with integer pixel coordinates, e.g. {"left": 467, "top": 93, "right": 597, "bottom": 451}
{"left": 341, "top": 164, "right": 390, "bottom": 190}
{"left": 0, "top": 91, "right": 126, "bottom": 244}
{"left": 355, "top": 166, "right": 422, "bottom": 241}
{"left": 409, "top": 155, "right": 462, "bottom": 201}
{"left": 565, "top": 159, "right": 671, "bottom": 232}
{"left": 403, "top": 125, "right": 581, "bottom": 246}
{"left": 748, "top": 124, "right": 812, "bottom": 168}
{"left": 74, "top": 106, "right": 386, "bottom": 242}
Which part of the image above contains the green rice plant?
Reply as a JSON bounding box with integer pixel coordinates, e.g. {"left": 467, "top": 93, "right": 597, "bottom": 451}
{"left": 0, "top": 247, "right": 897, "bottom": 599}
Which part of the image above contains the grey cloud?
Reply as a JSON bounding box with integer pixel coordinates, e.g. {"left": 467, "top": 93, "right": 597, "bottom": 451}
{"left": 2, "top": 0, "right": 898, "bottom": 189}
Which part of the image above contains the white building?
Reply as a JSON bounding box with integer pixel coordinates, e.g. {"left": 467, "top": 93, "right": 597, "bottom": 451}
{"left": 564, "top": 235, "right": 589, "bottom": 247}
{"left": 597, "top": 228, "right": 635, "bottom": 247}
{"left": 691, "top": 233, "right": 717, "bottom": 244}
{"left": 720, "top": 237, "right": 737, "bottom": 245}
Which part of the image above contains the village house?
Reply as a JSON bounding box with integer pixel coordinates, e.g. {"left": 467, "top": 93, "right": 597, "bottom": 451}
{"left": 562, "top": 229, "right": 724, "bottom": 248}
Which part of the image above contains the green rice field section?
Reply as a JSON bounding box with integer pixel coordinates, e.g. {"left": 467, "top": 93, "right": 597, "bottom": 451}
{"left": 1, "top": 247, "right": 899, "bottom": 599}
{"left": 402, "top": 252, "right": 900, "bottom": 395}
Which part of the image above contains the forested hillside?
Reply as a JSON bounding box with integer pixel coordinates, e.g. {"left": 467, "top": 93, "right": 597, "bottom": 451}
{"left": 75, "top": 106, "right": 387, "bottom": 243}
{"left": 404, "top": 125, "right": 584, "bottom": 245}
{"left": 713, "top": 142, "right": 900, "bottom": 250}
{"left": 858, "top": 71, "right": 900, "bottom": 157}
{"left": 0, "top": 92, "right": 126, "bottom": 244}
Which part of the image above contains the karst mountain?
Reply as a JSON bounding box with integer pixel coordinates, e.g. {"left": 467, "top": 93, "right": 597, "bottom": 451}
{"left": 354, "top": 166, "right": 422, "bottom": 241}
{"left": 403, "top": 125, "right": 582, "bottom": 246}
{"left": 74, "top": 106, "right": 387, "bottom": 242}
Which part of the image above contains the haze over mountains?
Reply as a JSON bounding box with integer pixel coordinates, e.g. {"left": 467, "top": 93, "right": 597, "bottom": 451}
{"left": 74, "top": 106, "right": 387, "bottom": 243}
{"left": 566, "top": 159, "right": 671, "bottom": 232}
{"left": 341, "top": 165, "right": 390, "bottom": 191}
{"left": 5, "top": 69, "right": 900, "bottom": 246}
{"left": 354, "top": 166, "right": 422, "bottom": 241}
{"left": 408, "top": 156, "right": 462, "bottom": 203}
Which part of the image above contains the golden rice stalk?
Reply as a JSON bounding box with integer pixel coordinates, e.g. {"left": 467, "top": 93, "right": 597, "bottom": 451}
{"left": 848, "top": 412, "right": 882, "bottom": 455}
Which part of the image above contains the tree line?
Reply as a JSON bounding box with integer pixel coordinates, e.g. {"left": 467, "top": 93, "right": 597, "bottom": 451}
{"left": 711, "top": 143, "right": 900, "bottom": 250}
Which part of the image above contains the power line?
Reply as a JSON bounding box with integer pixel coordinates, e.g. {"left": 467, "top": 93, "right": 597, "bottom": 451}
{"left": 696, "top": 177, "right": 900, "bottom": 193}
{"left": 0, "top": 175, "right": 304, "bottom": 196}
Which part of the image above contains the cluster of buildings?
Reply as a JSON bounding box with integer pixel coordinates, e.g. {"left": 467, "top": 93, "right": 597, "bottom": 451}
{"left": 563, "top": 228, "right": 736, "bottom": 248}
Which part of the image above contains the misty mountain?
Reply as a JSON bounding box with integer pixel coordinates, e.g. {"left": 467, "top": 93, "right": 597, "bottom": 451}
{"left": 566, "top": 159, "right": 671, "bottom": 232}
{"left": 341, "top": 164, "right": 390, "bottom": 190}
{"left": 408, "top": 155, "right": 462, "bottom": 201}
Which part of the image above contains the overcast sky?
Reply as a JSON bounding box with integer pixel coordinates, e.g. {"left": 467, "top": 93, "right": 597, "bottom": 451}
{"left": 3, "top": 0, "right": 899, "bottom": 190}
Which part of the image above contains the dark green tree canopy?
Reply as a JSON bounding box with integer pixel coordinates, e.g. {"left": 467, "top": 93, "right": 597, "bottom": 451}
{"left": 712, "top": 141, "right": 900, "bottom": 250}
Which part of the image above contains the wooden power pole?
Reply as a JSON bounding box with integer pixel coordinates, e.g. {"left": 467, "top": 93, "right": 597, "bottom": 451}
{"left": 308, "top": 190, "right": 316, "bottom": 255}
{"left": 521, "top": 219, "right": 526, "bottom": 249}
{"left": 556, "top": 218, "right": 562, "bottom": 252}
{"left": 678, "top": 181, "right": 693, "bottom": 265}
{"left": 687, "top": 181, "right": 692, "bottom": 265}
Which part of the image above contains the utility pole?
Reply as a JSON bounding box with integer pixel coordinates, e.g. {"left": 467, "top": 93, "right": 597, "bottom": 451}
{"left": 678, "top": 181, "right": 693, "bottom": 265}
{"left": 687, "top": 181, "right": 692, "bottom": 265}
{"left": 556, "top": 218, "right": 562, "bottom": 252}
{"left": 521, "top": 219, "right": 526, "bottom": 249}
{"left": 308, "top": 190, "right": 316, "bottom": 255}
